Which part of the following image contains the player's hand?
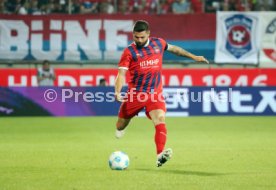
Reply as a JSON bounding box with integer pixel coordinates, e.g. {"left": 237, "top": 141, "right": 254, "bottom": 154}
{"left": 115, "top": 92, "right": 127, "bottom": 102}
{"left": 193, "top": 56, "right": 209, "bottom": 64}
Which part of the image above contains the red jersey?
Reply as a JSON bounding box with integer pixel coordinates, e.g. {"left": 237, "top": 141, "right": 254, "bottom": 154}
{"left": 118, "top": 37, "right": 168, "bottom": 93}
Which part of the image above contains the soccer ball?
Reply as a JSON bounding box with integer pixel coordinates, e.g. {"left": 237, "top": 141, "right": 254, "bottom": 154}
{"left": 108, "top": 151, "right": 129, "bottom": 170}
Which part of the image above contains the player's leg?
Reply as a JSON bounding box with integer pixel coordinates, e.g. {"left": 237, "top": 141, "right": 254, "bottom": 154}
{"left": 147, "top": 93, "right": 168, "bottom": 154}
{"left": 116, "top": 117, "right": 131, "bottom": 130}
{"left": 115, "top": 117, "right": 131, "bottom": 139}
{"left": 147, "top": 91, "right": 173, "bottom": 167}
{"left": 149, "top": 109, "right": 172, "bottom": 167}
{"left": 149, "top": 109, "right": 167, "bottom": 154}
{"left": 115, "top": 95, "right": 145, "bottom": 139}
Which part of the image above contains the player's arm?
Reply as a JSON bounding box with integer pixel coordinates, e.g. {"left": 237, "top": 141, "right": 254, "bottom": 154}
{"left": 167, "top": 44, "right": 209, "bottom": 64}
{"left": 115, "top": 69, "right": 127, "bottom": 102}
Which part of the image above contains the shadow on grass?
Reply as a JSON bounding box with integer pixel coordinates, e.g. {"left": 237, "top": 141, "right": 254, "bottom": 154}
{"left": 135, "top": 168, "right": 227, "bottom": 176}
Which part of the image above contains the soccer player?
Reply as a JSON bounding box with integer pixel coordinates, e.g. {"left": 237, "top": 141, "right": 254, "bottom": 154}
{"left": 115, "top": 20, "right": 209, "bottom": 167}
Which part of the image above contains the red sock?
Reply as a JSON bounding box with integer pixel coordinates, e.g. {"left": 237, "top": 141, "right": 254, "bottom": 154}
{"left": 155, "top": 123, "right": 167, "bottom": 155}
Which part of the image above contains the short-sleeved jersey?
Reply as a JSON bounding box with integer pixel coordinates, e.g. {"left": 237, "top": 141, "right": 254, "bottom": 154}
{"left": 118, "top": 37, "right": 168, "bottom": 93}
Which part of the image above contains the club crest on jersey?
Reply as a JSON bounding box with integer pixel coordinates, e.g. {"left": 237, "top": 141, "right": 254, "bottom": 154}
{"left": 153, "top": 46, "right": 160, "bottom": 54}
{"left": 262, "top": 18, "right": 276, "bottom": 62}
{"left": 225, "top": 14, "right": 253, "bottom": 59}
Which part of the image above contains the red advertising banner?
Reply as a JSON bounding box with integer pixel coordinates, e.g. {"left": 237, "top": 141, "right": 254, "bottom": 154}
{"left": 0, "top": 68, "right": 275, "bottom": 87}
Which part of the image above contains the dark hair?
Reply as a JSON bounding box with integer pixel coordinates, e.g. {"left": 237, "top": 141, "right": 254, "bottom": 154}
{"left": 133, "top": 20, "right": 150, "bottom": 32}
{"left": 100, "top": 78, "right": 106, "bottom": 83}
{"left": 42, "top": 60, "right": 50, "bottom": 65}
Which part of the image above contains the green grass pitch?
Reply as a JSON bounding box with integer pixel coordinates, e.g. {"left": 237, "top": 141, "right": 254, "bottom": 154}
{"left": 0, "top": 117, "right": 276, "bottom": 190}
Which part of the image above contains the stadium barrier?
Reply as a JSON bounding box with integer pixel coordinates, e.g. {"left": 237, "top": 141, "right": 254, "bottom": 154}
{"left": 0, "top": 87, "right": 275, "bottom": 116}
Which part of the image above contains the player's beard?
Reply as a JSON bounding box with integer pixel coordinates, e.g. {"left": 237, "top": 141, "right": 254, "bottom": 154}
{"left": 136, "top": 41, "right": 147, "bottom": 49}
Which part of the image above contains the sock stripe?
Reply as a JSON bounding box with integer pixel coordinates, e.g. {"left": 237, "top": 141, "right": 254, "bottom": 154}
{"left": 160, "top": 132, "right": 167, "bottom": 136}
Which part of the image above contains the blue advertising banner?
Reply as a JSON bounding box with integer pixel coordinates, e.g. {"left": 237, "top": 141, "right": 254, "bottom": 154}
{"left": 163, "top": 87, "right": 276, "bottom": 116}
{"left": 0, "top": 87, "right": 275, "bottom": 116}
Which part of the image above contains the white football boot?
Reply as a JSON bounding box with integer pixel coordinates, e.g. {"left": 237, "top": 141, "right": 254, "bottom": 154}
{"left": 156, "top": 148, "right": 173, "bottom": 167}
{"left": 115, "top": 129, "right": 125, "bottom": 139}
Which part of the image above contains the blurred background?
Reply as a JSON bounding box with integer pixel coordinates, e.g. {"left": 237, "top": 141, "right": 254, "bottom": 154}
{"left": 0, "top": 0, "right": 275, "bottom": 116}
{"left": 0, "top": 2, "right": 275, "bottom": 189}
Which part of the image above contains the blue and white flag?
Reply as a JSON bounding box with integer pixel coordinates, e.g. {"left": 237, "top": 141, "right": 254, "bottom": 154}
{"left": 215, "top": 12, "right": 260, "bottom": 64}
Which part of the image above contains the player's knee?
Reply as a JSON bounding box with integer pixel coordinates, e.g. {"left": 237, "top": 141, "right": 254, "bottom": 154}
{"left": 154, "top": 115, "right": 165, "bottom": 125}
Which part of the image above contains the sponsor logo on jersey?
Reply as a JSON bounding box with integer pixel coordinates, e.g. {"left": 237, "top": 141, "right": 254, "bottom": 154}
{"left": 140, "top": 59, "right": 159, "bottom": 68}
